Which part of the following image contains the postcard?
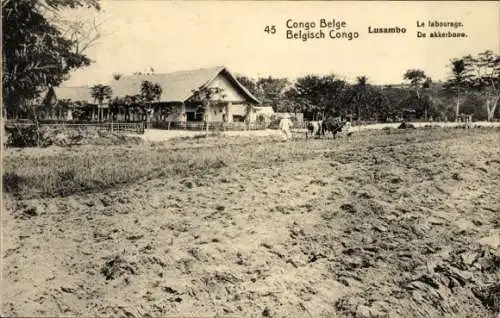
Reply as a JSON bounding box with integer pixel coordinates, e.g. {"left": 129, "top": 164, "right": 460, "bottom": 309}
{"left": 2, "top": 1, "right": 499, "bottom": 317}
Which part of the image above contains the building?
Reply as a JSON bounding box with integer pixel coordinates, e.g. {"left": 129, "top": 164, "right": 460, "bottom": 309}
{"left": 109, "top": 66, "right": 261, "bottom": 123}
{"left": 44, "top": 66, "right": 261, "bottom": 123}
{"left": 43, "top": 86, "right": 98, "bottom": 121}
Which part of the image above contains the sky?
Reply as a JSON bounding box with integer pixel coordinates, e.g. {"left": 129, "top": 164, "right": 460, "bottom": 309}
{"left": 62, "top": 1, "right": 499, "bottom": 87}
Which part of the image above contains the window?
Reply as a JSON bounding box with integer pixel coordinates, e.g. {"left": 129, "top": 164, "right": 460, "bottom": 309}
{"left": 232, "top": 115, "right": 245, "bottom": 122}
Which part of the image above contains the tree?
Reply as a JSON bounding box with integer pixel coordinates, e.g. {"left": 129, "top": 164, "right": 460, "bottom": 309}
{"left": 445, "top": 50, "right": 499, "bottom": 121}
{"left": 294, "top": 74, "right": 351, "bottom": 120}
{"left": 420, "top": 77, "right": 434, "bottom": 120}
{"left": 444, "top": 58, "right": 473, "bottom": 121}
{"left": 140, "top": 80, "right": 163, "bottom": 122}
{"left": 468, "top": 50, "right": 500, "bottom": 121}
{"left": 294, "top": 75, "right": 323, "bottom": 119}
{"left": 2, "top": 0, "right": 100, "bottom": 119}
{"left": 236, "top": 76, "right": 262, "bottom": 99}
{"left": 352, "top": 76, "right": 369, "bottom": 120}
{"left": 461, "top": 92, "right": 488, "bottom": 120}
{"left": 323, "top": 77, "right": 352, "bottom": 118}
{"left": 256, "top": 77, "right": 290, "bottom": 111}
{"left": 111, "top": 94, "right": 142, "bottom": 121}
{"left": 283, "top": 87, "right": 305, "bottom": 117}
{"left": 403, "top": 69, "right": 427, "bottom": 99}
{"left": 189, "top": 86, "right": 226, "bottom": 131}
{"left": 49, "top": 13, "right": 107, "bottom": 56}
{"left": 71, "top": 101, "right": 89, "bottom": 121}
{"left": 369, "top": 88, "right": 393, "bottom": 122}
{"left": 53, "top": 98, "right": 72, "bottom": 121}
{"left": 403, "top": 69, "right": 432, "bottom": 120}
{"left": 90, "top": 84, "right": 112, "bottom": 121}
{"left": 379, "top": 86, "right": 412, "bottom": 121}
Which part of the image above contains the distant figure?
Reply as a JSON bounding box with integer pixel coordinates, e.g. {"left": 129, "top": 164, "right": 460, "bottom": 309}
{"left": 222, "top": 109, "right": 227, "bottom": 131}
{"left": 343, "top": 120, "right": 352, "bottom": 136}
{"left": 465, "top": 115, "right": 472, "bottom": 129}
{"left": 66, "top": 109, "right": 73, "bottom": 121}
{"left": 181, "top": 112, "right": 187, "bottom": 129}
{"left": 279, "top": 114, "right": 293, "bottom": 141}
{"left": 222, "top": 109, "right": 227, "bottom": 122}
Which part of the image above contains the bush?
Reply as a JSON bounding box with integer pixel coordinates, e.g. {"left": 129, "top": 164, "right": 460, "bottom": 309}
{"left": 4, "top": 125, "right": 143, "bottom": 148}
{"left": 5, "top": 125, "right": 40, "bottom": 147}
{"left": 3, "top": 172, "right": 26, "bottom": 194}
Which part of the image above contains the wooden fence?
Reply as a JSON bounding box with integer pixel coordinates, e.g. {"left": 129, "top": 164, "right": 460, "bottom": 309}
{"left": 5, "top": 119, "right": 311, "bottom": 133}
{"left": 151, "top": 121, "right": 269, "bottom": 131}
{"left": 151, "top": 120, "right": 308, "bottom": 131}
{"left": 5, "top": 121, "right": 145, "bottom": 134}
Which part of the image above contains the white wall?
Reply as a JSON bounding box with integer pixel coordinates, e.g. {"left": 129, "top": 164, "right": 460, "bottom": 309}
{"left": 208, "top": 74, "right": 248, "bottom": 103}
{"left": 164, "top": 104, "right": 185, "bottom": 121}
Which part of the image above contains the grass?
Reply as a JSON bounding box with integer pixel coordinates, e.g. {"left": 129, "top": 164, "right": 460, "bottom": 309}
{"left": 3, "top": 127, "right": 498, "bottom": 200}
{"left": 3, "top": 144, "right": 234, "bottom": 198}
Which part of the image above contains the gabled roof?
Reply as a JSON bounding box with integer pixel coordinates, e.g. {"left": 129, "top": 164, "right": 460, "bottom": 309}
{"left": 109, "top": 66, "right": 261, "bottom": 104}
{"left": 52, "top": 86, "right": 95, "bottom": 104}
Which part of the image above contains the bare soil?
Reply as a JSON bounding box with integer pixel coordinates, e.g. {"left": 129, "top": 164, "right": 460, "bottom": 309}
{"left": 2, "top": 128, "right": 500, "bottom": 317}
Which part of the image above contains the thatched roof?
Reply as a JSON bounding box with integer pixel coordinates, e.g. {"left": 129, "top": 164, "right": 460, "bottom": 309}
{"left": 52, "top": 86, "right": 95, "bottom": 104}
{"left": 109, "top": 66, "right": 261, "bottom": 104}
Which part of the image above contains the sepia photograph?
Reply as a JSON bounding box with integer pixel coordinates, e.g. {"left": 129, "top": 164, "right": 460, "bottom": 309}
{"left": 1, "top": 0, "right": 499, "bottom": 317}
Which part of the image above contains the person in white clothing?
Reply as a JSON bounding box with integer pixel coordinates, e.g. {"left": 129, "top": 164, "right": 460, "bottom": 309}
{"left": 279, "top": 115, "right": 293, "bottom": 141}
{"left": 343, "top": 120, "right": 352, "bottom": 136}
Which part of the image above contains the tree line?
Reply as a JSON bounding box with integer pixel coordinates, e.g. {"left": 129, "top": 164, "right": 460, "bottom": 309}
{"left": 2, "top": 0, "right": 499, "bottom": 122}
{"left": 237, "top": 50, "right": 499, "bottom": 122}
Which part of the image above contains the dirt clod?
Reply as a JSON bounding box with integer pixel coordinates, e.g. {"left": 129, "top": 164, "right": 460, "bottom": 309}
{"left": 101, "top": 255, "right": 138, "bottom": 280}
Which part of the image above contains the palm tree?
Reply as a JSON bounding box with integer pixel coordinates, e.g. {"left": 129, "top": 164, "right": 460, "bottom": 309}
{"left": 90, "top": 84, "right": 113, "bottom": 122}
{"left": 54, "top": 99, "right": 72, "bottom": 121}
{"left": 354, "top": 75, "right": 368, "bottom": 121}
{"left": 445, "top": 59, "right": 469, "bottom": 121}
{"left": 403, "top": 69, "right": 429, "bottom": 121}
{"left": 421, "top": 77, "right": 433, "bottom": 120}
{"left": 140, "top": 81, "right": 162, "bottom": 124}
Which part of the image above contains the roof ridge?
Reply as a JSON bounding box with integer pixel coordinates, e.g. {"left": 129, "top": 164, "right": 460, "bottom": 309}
{"left": 106, "top": 66, "right": 260, "bottom": 104}
{"left": 122, "top": 65, "right": 226, "bottom": 78}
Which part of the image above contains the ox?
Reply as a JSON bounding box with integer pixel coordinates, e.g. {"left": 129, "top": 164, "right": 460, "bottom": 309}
{"left": 305, "top": 120, "right": 324, "bottom": 139}
{"left": 322, "top": 117, "right": 345, "bottom": 139}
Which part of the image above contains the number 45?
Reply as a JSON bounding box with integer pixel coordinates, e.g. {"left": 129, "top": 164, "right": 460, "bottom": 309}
{"left": 264, "top": 25, "right": 276, "bottom": 34}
